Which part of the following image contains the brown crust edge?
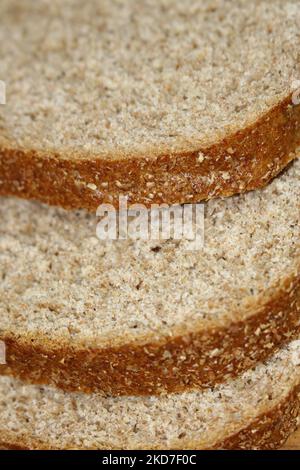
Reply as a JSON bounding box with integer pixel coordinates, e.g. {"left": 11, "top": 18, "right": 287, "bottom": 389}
{"left": 0, "top": 383, "right": 299, "bottom": 450}
{"left": 213, "top": 384, "right": 300, "bottom": 451}
{"left": 1, "top": 273, "right": 299, "bottom": 396}
{"left": 0, "top": 94, "right": 300, "bottom": 211}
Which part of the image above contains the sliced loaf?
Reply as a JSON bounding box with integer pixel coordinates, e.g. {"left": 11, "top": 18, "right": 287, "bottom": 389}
{"left": 1, "top": 0, "right": 300, "bottom": 209}
{"left": 0, "top": 157, "right": 299, "bottom": 395}
{"left": 1, "top": 340, "right": 300, "bottom": 450}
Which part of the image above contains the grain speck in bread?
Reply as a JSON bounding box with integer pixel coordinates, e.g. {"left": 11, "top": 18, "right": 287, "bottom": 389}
{"left": 0, "top": 0, "right": 300, "bottom": 209}
{"left": 1, "top": 340, "right": 300, "bottom": 450}
{"left": 0, "top": 157, "right": 299, "bottom": 395}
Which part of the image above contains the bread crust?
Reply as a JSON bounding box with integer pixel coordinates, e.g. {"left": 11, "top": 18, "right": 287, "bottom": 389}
{"left": 0, "top": 384, "right": 299, "bottom": 450}
{"left": 0, "top": 94, "right": 299, "bottom": 211}
{"left": 213, "top": 385, "right": 300, "bottom": 451}
{"left": 1, "top": 273, "right": 299, "bottom": 396}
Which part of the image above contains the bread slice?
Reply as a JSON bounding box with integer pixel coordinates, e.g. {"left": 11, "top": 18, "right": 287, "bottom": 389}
{"left": 1, "top": 340, "right": 300, "bottom": 450}
{"left": 1, "top": 0, "right": 300, "bottom": 210}
{"left": 0, "top": 156, "right": 299, "bottom": 396}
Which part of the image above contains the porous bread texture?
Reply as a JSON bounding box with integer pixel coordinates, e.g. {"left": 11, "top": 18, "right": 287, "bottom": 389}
{"left": 0, "top": 158, "right": 299, "bottom": 395}
{"left": 1, "top": 158, "right": 299, "bottom": 342}
{"left": 1, "top": 340, "right": 300, "bottom": 450}
{"left": 0, "top": 0, "right": 300, "bottom": 209}
{"left": 0, "top": 0, "right": 299, "bottom": 154}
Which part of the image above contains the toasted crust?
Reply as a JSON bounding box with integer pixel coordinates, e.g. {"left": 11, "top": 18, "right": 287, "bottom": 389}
{"left": 1, "top": 273, "right": 299, "bottom": 396}
{"left": 213, "top": 384, "right": 300, "bottom": 451}
{"left": 0, "top": 384, "right": 299, "bottom": 450}
{"left": 0, "top": 95, "right": 300, "bottom": 211}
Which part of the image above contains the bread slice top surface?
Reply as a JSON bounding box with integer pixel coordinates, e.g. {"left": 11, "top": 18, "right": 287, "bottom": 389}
{"left": 0, "top": 157, "right": 299, "bottom": 348}
{"left": 1, "top": 339, "right": 300, "bottom": 449}
{"left": 0, "top": 0, "right": 300, "bottom": 159}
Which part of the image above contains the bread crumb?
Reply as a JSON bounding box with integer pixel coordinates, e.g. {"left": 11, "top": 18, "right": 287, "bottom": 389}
{"left": 87, "top": 183, "right": 97, "bottom": 191}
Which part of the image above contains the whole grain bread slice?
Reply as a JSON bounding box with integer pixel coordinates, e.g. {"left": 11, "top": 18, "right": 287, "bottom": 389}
{"left": 1, "top": 340, "right": 300, "bottom": 450}
{"left": 1, "top": 0, "right": 300, "bottom": 210}
{"left": 0, "top": 157, "right": 299, "bottom": 396}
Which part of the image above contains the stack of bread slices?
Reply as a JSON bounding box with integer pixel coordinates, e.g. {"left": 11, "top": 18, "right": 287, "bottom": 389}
{"left": 0, "top": 0, "right": 300, "bottom": 450}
